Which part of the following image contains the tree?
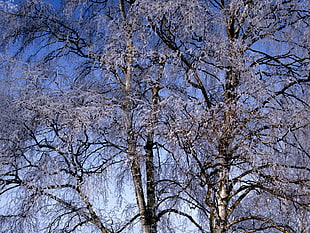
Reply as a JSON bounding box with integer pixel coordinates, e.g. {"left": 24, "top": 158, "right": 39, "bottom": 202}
{"left": 0, "top": 0, "right": 309, "bottom": 233}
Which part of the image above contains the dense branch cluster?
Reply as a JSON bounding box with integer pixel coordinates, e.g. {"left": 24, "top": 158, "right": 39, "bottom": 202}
{"left": 0, "top": 0, "right": 309, "bottom": 233}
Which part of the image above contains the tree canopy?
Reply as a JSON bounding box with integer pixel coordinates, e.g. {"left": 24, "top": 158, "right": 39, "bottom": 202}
{"left": 0, "top": 0, "right": 309, "bottom": 232}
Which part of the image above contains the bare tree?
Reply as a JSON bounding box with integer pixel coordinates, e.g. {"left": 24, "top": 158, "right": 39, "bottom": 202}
{"left": 147, "top": 0, "right": 310, "bottom": 232}
{"left": 0, "top": 0, "right": 309, "bottom": 233}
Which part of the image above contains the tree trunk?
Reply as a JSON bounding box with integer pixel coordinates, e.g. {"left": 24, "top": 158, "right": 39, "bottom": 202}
{"left": 145, "top": 133, "right": 157, "bottom": 233}
{"left": 214, "top": 143, "right": 231, "bottom": 233}
{"left": 119, "top": 1, "right": 156, "bottom": 232}
{"left": 213, "top": 62, "right": 238, "bottom": 233}
{"left": 144, "top": 77, "right": 160, "bottom": 233}
{"left": 123, "top": 37, "right": 152, "bottom": 233}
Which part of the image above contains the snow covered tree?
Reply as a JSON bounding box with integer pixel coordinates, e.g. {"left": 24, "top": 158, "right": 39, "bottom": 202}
{"left": 0, "top": 0, "right": 309, "bottom": 233}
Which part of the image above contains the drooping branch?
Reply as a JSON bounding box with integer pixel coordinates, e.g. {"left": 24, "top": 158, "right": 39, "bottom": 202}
{"left": 227, "top": 215, "right": 297, "bottom": 233}
{"left": 157, "top": 209, "right": 206, "bottom": 233}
